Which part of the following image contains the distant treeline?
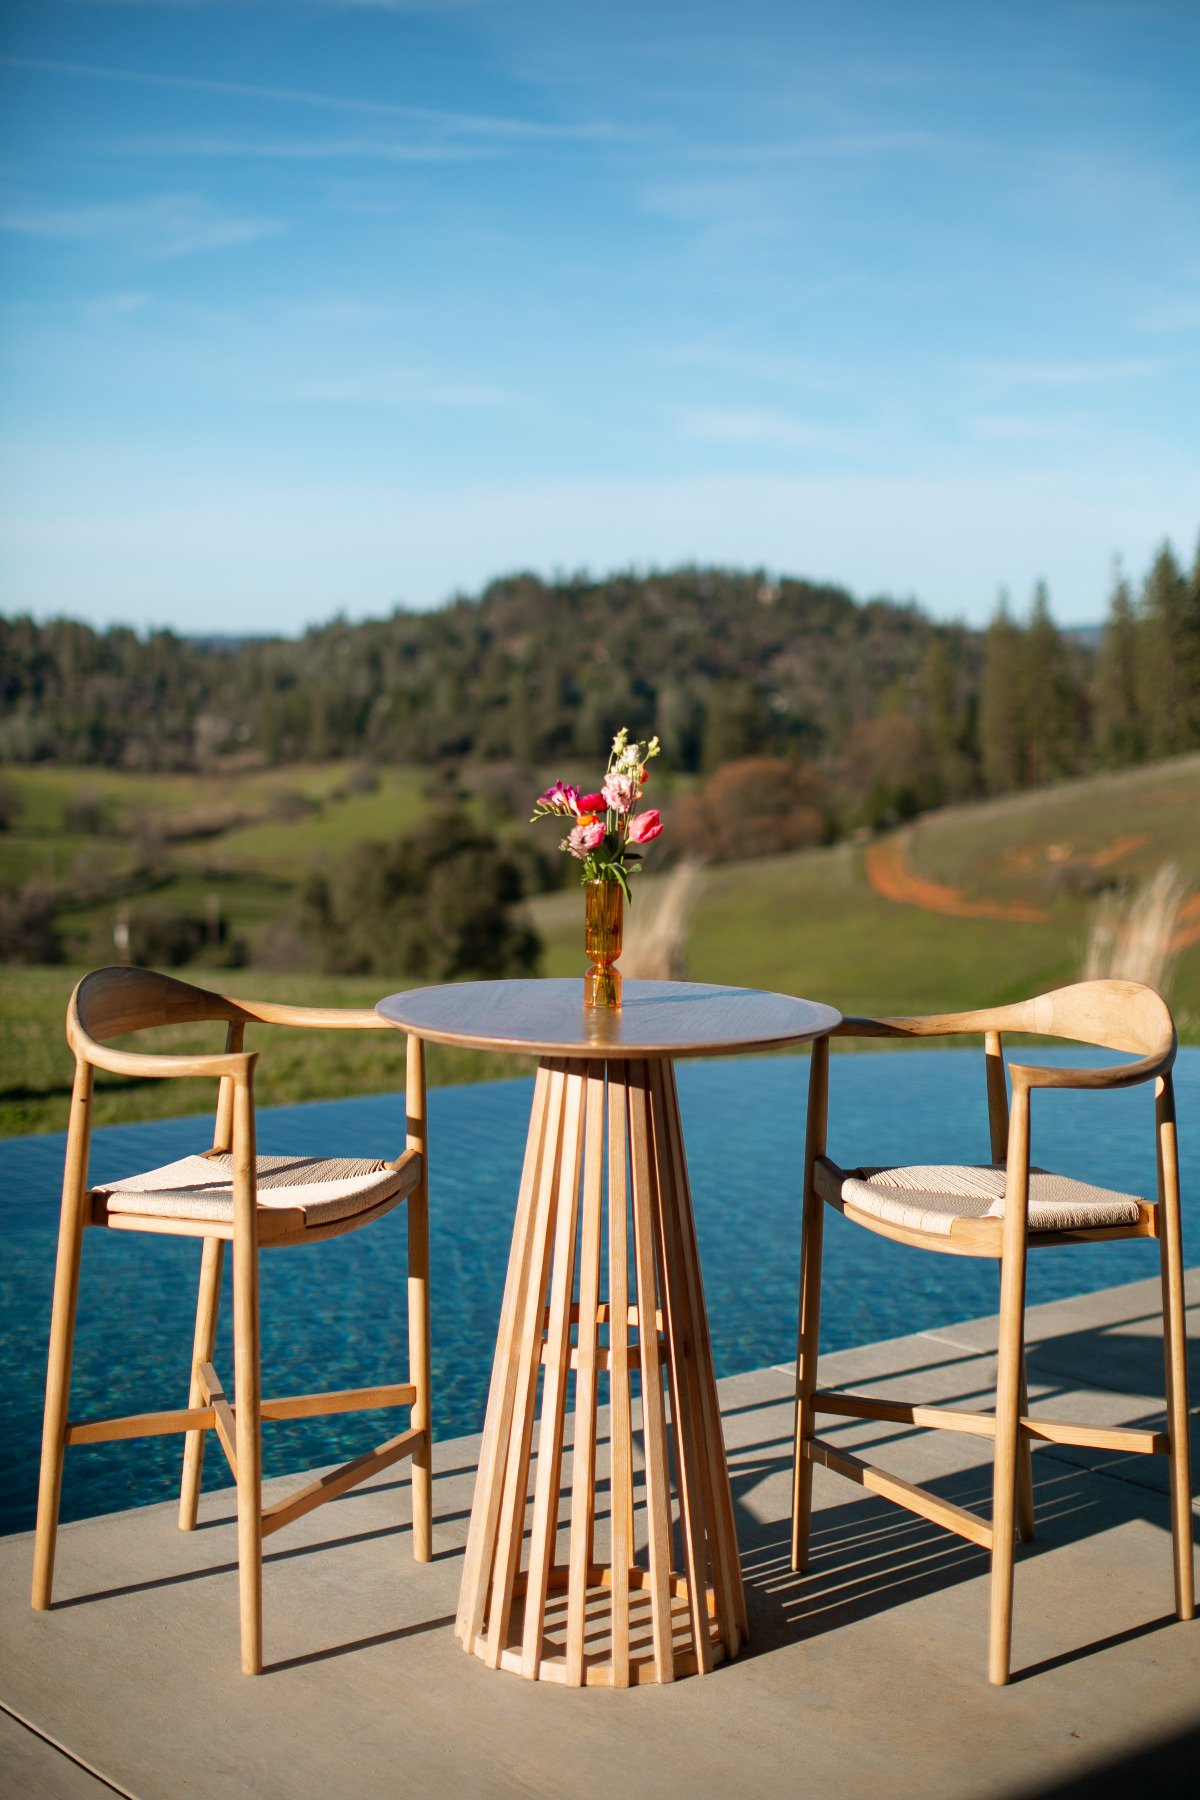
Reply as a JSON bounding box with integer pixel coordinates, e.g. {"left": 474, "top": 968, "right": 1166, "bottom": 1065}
{"left": 2, "top": 541, "right": 1198, "bottom": 821}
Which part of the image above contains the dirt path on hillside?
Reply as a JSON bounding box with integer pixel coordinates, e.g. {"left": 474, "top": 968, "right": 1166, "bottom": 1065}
{"left": 864, "top": 835, "right": 1049, "bottom": 923}
{"left": 866, "top": 830, "right": 1200, "bottom": 951}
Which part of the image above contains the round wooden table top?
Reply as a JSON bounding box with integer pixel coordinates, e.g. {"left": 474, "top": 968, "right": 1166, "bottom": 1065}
{"left": 376, "top": 978, "right": 841, "bottom": 1060}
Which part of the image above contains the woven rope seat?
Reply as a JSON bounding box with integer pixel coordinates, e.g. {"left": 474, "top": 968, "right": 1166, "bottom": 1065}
{"left": 814, "top": 1155, "right": 1145, "bottom": 1237}
{"left": 92, "top": 1152, "right": 405, "bottom": 1228}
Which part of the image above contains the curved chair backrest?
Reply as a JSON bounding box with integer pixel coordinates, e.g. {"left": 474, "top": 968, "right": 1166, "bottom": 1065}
{"left": 842, "top": 978, "right": 1176, "bottom": 1065}
{"left": 988, "top": 979, "right": 1175, "bottom": 1059}
{"left": 67, "top": 966, "right": 242, "bottom": 1057}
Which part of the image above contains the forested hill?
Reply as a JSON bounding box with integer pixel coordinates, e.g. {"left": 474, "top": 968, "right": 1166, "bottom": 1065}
{"left": 2, "top": 542, "right": 1199, "bottom": 806}
{"left": 0, "top": 568, "right": 958, "bottom": 770}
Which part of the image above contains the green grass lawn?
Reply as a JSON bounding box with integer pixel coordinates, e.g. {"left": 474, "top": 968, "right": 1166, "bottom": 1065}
{"left": 181, "top": 766, "right": 429, "bottom": 876}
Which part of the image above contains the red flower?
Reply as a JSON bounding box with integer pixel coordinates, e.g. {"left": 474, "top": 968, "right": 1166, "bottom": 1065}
{"left": 627, "top": 809, "right": 662, "bottom": 844}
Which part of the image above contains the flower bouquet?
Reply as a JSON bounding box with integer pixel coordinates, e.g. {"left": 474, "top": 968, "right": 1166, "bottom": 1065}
{"left": 531, "top": 728, "right": 663, "bottom": 1007}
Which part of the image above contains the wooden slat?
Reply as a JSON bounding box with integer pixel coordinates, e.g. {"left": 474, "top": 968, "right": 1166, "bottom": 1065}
{"left": 1023, "top": 1416, "right": 1168, "bottom": 1454}
{"left": 259, "top": 1383, "right": 417, "bottom": 1422}
{"left": 66, "top": 1382, "right": 421, "bottom": 1448}
{"left": 813, "top": 1390, "right": 998, "bottom": 1438}
{"left": 521, "top": 1063, "right": 587, "bottom": 1676}
{"left": 566, "top": 1067, "right": 606, "bottom": 1685}
{"left": 541, "top": 1342, "right": 650, "bottom": 1373}
{"left": 456, "top": 1062, "right": 552, "bottom": 1650}
{"left": 608, "top": 1062, "right": 633, "bottom": 1689}
{"left": 261, "top": 1427, "right": 423, "bottom": 1538}
{"left": 66, "top": 1407, "right": 213, "bottom": 1445}
{"left": 805, "top": 1436, "right": 994, "bottom": 1550}
{"left": 198, "top": 1361, "right": 238, "bottom": 1481}
{"left": 627, "top": 1060, "right": 676, "bottom": 1683}
{"left": 485, "top": 1063, "right": 568, "bottom": 1670}
{"left": 648, "top": 1058, "right": 713, "bottom": 1674}
{"left": 812, "top": 1390, "right": 1167, "bottom": 1455}
{"left": 662, "top": 1061, "right": 746, "bottom": 1649}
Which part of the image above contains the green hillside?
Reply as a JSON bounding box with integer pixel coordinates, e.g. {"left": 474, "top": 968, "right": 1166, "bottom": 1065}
{"left": 5, "top": 755, "right": 1197, "bottom": 1137}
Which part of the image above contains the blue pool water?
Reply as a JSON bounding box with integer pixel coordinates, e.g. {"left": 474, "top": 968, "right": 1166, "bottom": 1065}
{"left": 2, "top": 1048, "right": 1196, "bottom": 1537}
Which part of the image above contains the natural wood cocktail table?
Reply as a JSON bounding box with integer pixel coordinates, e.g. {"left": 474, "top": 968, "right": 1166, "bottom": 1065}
{"left": 377, "top": 978, "right": 840, "bottom": 1686}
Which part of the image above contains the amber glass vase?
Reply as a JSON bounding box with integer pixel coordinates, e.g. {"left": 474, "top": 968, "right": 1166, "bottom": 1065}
{"left": 583, "top": 878, "right": 623, "bottom": 1009}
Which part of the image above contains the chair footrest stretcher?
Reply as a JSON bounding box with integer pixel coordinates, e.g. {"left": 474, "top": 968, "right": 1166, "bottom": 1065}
{"left": 803, "top": 1436, "right": 995, "bottom": 1549}
{"left": 65, "top": 1366, "right": 427, "bottom": 1542}
{"left": 812, "top": 1389, "right": 1169, "bottom": 1454}
{"left": 65, "top": 1378, "right": 419, "bottom": 1447}
{"left": 261, "top": 1426, "right": 424, "bottom": 1537}
{"left": 64, "top": 1367, "right": 424, "bottom": 1523}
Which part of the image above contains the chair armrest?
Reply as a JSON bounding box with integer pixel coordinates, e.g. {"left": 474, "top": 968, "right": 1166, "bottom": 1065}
{"left": 1009, "top": 1050, "right": 1171, "bottom": 1093}
{"left": 834, "top": 1013, "right": 987, "bottom": 1040}
{"left": 225, "top": 999, "right": 394, "bottom": 1031}
{"left": 81, "top": 1042, "right": 257, "bottom": 1083}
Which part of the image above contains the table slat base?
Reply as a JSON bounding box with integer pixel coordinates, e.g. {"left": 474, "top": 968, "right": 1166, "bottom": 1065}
{"left": 455, "top": 1055, "right": 747, "bottom": 1685}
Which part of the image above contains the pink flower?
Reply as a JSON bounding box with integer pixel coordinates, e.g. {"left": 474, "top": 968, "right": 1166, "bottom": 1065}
{"left": 578, "top": 792, "right": 606, "bottom": 813}
{"left": 627, "top": 809, "right": 662, "bottom": 845}
{"left": 537, "top": 780, "right": 580, "bottom": 815}
{"left": 602, "top": 771, "right": 634, "bottom": 813}
{"left": 566, "top": 819, "right": 606, "bottom": 858}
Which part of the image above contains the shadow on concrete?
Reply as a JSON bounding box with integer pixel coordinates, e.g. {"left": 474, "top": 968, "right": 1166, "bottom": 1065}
{"left": 1009, "top": 1715, "right": 1200, "bottom": 1799}
{"left": 726, "top": 1311, "right": 1195, "bottom": 1677}
{"left": 54, "top": 1516, "right": 459, "bottom": 1610}
{"left": 264, "top": 1611, "right": 458, "bottom": 1675}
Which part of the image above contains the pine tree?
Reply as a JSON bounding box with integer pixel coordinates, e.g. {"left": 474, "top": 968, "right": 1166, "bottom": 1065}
{"left": 1022, "top": 582, "right": 1079, "bottom": 784}
{"left": 1138, "top": 543, "right": 1191, "bottom": 756}
{"left": 979, "top": 592, "right": 1025, "bottom": 793}
{"left": 920, "top": 635, "right": 975, "bottom": 799}
{"left": 1184, "top": 535, "right": 1200, "bottom": 747}
{"left": 1094, "top": 567, "right": 1143, "bottom": 765}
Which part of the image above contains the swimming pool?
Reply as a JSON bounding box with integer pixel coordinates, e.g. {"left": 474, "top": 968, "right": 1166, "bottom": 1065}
{"left": 2, "top": 1046, "right": 1195, "bottom": 1536}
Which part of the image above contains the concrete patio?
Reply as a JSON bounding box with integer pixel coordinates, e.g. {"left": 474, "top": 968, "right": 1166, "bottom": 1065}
{"left": 2, "top": 1270, "right": 1197, "bottom": 1800}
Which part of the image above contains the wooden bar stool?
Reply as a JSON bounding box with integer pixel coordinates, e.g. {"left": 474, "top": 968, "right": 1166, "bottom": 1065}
{"left": 31, "top": 966, "right": 433, "bottom": 1675}
{"left": 790, "top": 978, "right": 1193, "bottom": 1685}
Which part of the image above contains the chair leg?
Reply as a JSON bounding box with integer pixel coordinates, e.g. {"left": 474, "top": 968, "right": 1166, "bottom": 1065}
{"left": 32, "top": 1064, "right": 93, "bottom": 1612}
{"left": 1157, "top": 1080, "right": 1195, "bottom": 1621}
{"left": 406, "top": 1034, "right": 433, "bottom": 1563}
{"left": 233, "top": 1229, "right": 263, "bottom": 1673}
{"left": 180, "top": 1237, "right": 225, "bottom": 1531}
{"left": 792, "top": 1037, "right": 829, "bottom": 1573}
{"left": 1016, "top": 1348, "right": 1036, "bottom": 1544}
{"left": 989, "top": 1242, "right": 1028, "bottom": 1685}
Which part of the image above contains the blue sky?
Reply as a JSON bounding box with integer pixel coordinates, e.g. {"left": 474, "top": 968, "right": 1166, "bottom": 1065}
{"left": 1, "top": 0, "right": 1197, "bottom": 634}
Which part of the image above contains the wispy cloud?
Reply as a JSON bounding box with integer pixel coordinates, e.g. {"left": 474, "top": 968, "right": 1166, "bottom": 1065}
{"left": 288, "top": 369, "right": 521, "bottom": 408}
{"left": 0, "top": 195, "right": 286, "bottom": 258}
{"left": 684, "top": 128, "right": 980, "bottom": 165}
{"left": 86, "top": 289, "right": 155, "bottom": 319}
{"left": 0, "top": 53, "right": 637, "bottom": 144}
{"left": 281, "top": 298, "right": 412, "bottom": 327}
{"left": 1133, "top": 296, "right": 1200, "bottom": 334}
{"left": 968, "top": 357, "right": 1163, "bottom": 389}
{"left": 676, "top": 407, "right": 841, "bottom": 452}
{"left": 965, "top": 413, "right": 1083, "bottom": 444}
{"left": 112, "top": 132, "right": 498, "bottom": 163}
